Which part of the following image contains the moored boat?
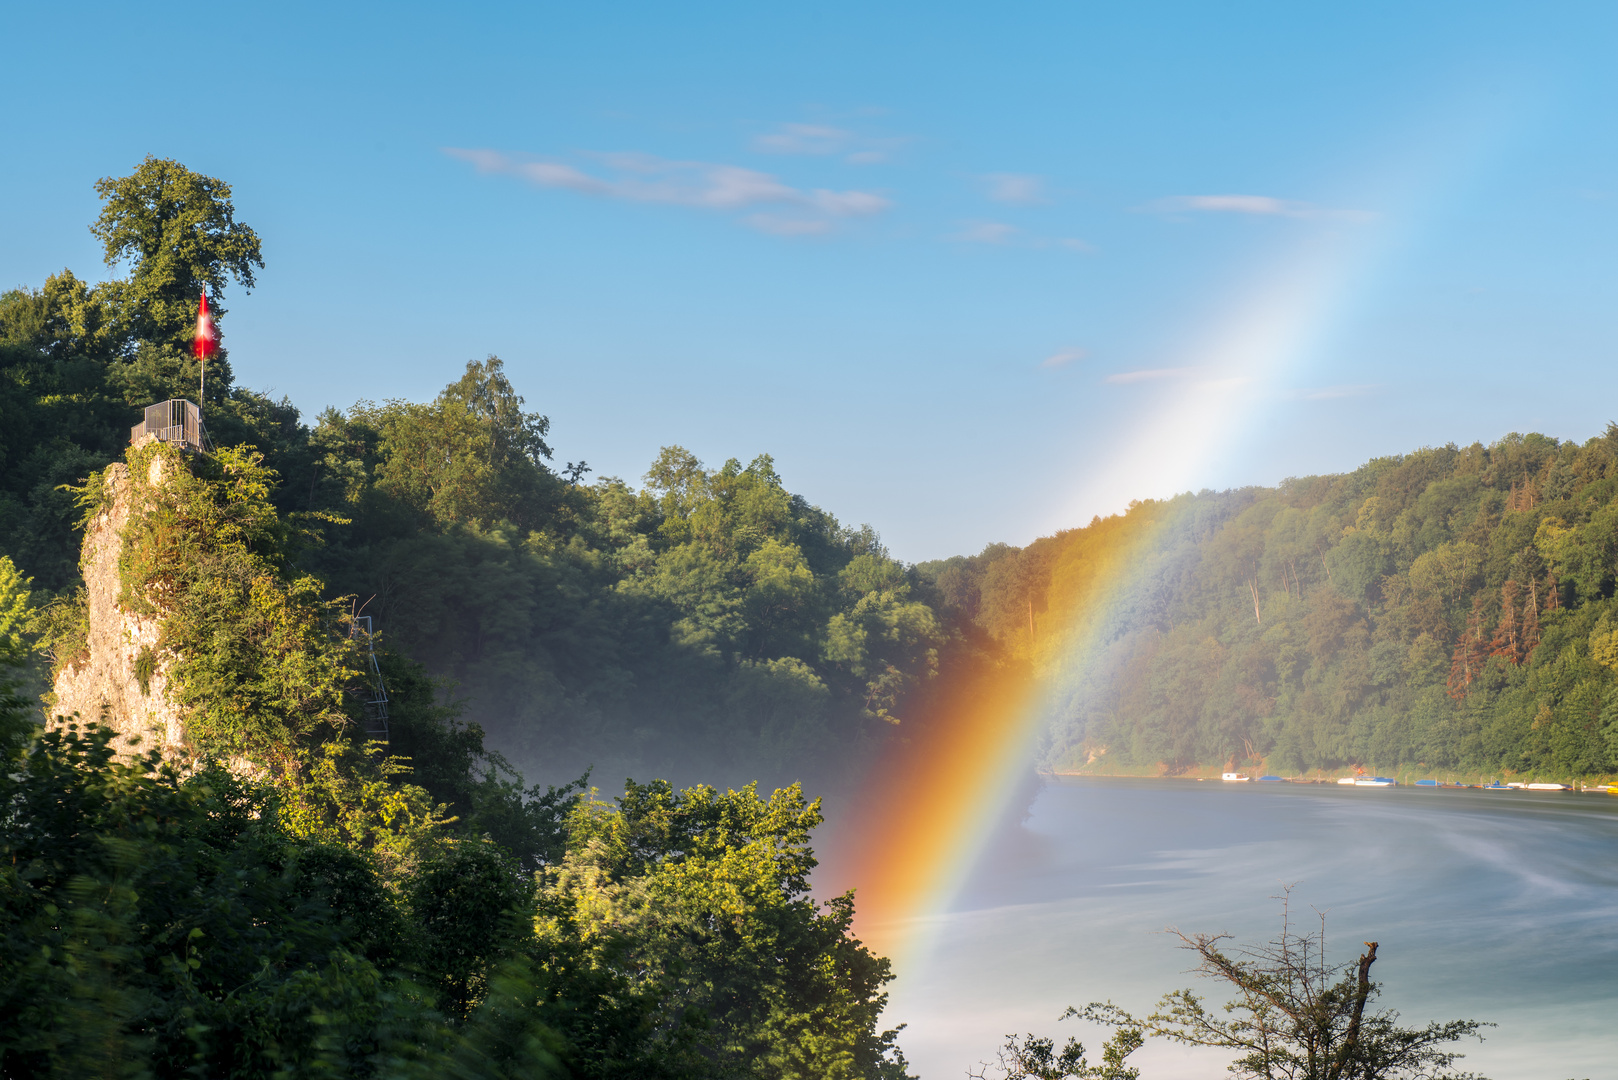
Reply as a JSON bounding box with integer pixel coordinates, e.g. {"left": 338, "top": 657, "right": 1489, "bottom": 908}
{"left": 1415, "top": 779, "right": 1439, "bottom": 787}
{"left": 1524, "top": 782, "right": 1570, "bottom": 791}
{"left": 1354, "top": 777, "right": 1396, "bottom": 787}
{"left": 1221, "top": 772, "right": 1249, "bottom": 782}
{"left": 1257, "top": 775, "right": 1284, "bottom": 782}
{"left": 1336, "top": 777, "right": 1358, "bottom": 785}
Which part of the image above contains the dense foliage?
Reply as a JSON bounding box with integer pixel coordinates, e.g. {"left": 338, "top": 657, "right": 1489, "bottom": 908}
{"left": 0, "top": 160, "right": 942, "bottom": 793}
{"left": 0, "top": 550, "right": 906, "bottom": 1077}
{"left": 299, "top": 375, "right": 943, "bottom": 791}
{"left": 0, "top": 722, "right": 907, "bottom": 1079}
{"left": 924, "top": 432, "right": 1618, "bottom": 778}
{"left": 0, "top": 159, "right": 913, "bottom": 1079}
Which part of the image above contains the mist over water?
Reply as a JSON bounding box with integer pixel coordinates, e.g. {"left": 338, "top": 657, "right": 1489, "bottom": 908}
{"left": 883, "top": 778, "right": 1618, "bottom": 1079}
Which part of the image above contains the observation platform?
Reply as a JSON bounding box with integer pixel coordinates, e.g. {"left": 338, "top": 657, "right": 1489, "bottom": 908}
{"left": 130, "top": 399, "right": 206, "bottom": 454}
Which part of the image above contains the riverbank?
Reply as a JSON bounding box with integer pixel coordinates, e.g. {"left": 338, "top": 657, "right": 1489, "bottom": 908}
{"left": 1047, "top": 760, "right": 1618, "bottom": 788}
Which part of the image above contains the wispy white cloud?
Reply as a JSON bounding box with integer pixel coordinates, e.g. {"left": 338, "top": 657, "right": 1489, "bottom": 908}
{"left": 983, "top": 173, "right": 1047, "bottom": 205}
{"left": 753, "top": 123, "right": 850, "bottom": 155}
{"left": 1041, "top": 347, "right": 1087, "bottom": 369}
{"left": 1149, "top": 194, "right": 1373, "bottom": 222}
{"left": 1104, "top": 367, "right": 1195, "bottom": 384}
{"left": 444, "top": 147, "right": 891, "bottom": 235}
{"left": 952, "top": 220, "right": 1093, "bottom": 251}
{"left": 751, "top": 122, "right": 908, "bottom": 164}
{"left": 954, "top": 221, "right": 1021, "bottom": 245}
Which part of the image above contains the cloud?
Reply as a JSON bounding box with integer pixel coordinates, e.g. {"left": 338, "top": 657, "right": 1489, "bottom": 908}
{"left": 1104, "top": 367, "right": 1195, "bottom": 384}
{"left": 444, "top": 147, "right": 891, "bottom": 234}
{"left": 983, "top": 173, "right": 1047, "bottom": 205}
{"left": 751, "top": 122, "right": 908, "bottom": 164}
{"left": 951, "top": 221, "right": 1094, "bottom": 251}
{"left": 1041, "top": 347, "right": 1087, "bottom": 369}
{"left": 753, "top": 123, "right": 851, "bottom": 155}
{"left": 1148, "top": 194, "right": 1373, "bottom": 221}
{"left": 954, "top": 221, "right": 1021, "bottom": 245}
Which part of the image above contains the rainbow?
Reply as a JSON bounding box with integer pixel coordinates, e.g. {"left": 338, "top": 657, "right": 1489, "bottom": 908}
{"left": 821, "top": 222, "right": 1393, "bottom": 969}
{"left": 822, "top": 506, "right": 1167, "bottom": 967}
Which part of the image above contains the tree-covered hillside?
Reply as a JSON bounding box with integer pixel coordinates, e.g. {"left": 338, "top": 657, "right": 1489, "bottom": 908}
{"left": 923, "top": 432, "right": 1618, "bottom": 779}
{"left": 0, "top": 158, "right": 917, "bottom": 1079}
{"left": 6, "top": 155, "right": 1617, "bottom": 789}
{"left": 0, "top": 158, "right": 945, "bottom": 794}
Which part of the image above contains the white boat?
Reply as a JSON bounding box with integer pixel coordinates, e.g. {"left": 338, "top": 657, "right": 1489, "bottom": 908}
{"left": 1221, "top": 772, "right": 1250, "bottom": 782}
{"left": 1336, "top": 777, "right": 1358, "bottom": 785}
{"left": 1524, "top": 782, "right": 1570, "bottom": 791}
{"left": 1354, "top": 777, "right": 1396, "bottom": 787}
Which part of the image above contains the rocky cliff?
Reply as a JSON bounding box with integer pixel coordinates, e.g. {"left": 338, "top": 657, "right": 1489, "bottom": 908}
{"left": 51, "top": 454, "right": 186, "bottom": 757}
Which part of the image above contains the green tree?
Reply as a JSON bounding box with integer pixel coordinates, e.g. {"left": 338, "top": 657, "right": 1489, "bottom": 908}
{"left": 108, "top": 440, "right": 358, "bottom": 769}
{"left": 970, "top": 1005, "right": 1142, "bottom": 1080}
{"left": 90, "top": 155, "right": 263, "bottom": 360}
{"left": 536, "top": 779, "right": 913, "bottom": 1080}
{"left": 1145, "top": 897, "right": 1486, "bottom": 1080}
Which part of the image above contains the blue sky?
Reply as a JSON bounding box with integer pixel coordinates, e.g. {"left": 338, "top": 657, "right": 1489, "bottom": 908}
{"left": 4, "top": 0, "right": 1617, "bottom": 560}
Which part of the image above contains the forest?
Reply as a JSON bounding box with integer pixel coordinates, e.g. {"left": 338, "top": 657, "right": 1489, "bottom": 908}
{"left": 924, "top": 432, "right": 1618, "bottom": 779}
{"left": 0, "top": 159, "right": 924, "bottom": 1079}
{"left": 0, "top": 159, "right": 944, "bottom": 797}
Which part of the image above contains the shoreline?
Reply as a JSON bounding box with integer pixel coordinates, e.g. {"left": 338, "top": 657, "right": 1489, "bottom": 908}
{"left": 1044, "top": 765, "right": 1618, "bottom": 790}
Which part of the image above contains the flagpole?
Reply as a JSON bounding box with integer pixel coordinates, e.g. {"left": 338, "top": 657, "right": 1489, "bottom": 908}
{"left": 199, "top": 289, "right": 206, "bottom": 415}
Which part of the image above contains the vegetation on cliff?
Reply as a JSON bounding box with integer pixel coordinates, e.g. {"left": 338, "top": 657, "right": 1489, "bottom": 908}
{"left": 925, "top": 432, "right": 1618, "bottom": 778}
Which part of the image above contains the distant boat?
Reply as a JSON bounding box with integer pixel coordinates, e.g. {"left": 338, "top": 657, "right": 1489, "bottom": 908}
{"left": 1354, "top": 777, "right": 1396, "bottom": 787}
{"left": 1257, "top": 775, "right": 1284, "bottom": 782}
{"left": 1524, "top": 783, "right": 1570, "bottom": 791}
{"left": 1482, "top": 781, "right": 1510, "bottom": 789}
{"left": 1221, "top": 772, "right": 1250, "bottom": 782}
{"left": 1336, "top": 777, "right": 1359, "bottom": 785}
{"left": 1415, "top": 779, "right": 1440, "bottom": 787}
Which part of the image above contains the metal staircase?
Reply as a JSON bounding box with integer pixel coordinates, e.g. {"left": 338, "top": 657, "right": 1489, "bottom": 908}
{"left": 349, "top": 615, "right": 390, "bottom": 743}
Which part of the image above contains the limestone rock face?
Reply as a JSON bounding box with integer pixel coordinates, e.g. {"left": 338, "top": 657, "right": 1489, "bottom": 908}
{"left": 51, "top": 460, "right": 186, "bottom": 756}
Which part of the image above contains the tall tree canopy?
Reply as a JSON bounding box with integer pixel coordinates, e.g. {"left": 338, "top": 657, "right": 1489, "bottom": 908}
{"left": 90, "top": 155, "right": 263, "bottom": 355}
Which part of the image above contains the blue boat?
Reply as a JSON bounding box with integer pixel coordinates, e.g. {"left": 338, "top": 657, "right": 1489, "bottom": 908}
{"left": 1257, "top": 775, "right": 1284, "bottom": 782}
{"left": 1483, "top": 781, "right": 1510, "bottom": 789}
{"left": 1415, "top": 779, "right": 1439, "bottom": 787}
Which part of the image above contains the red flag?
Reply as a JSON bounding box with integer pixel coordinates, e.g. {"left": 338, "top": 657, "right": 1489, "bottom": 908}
{"left": 194, "top": 291, "right": 218, "bottom": 359}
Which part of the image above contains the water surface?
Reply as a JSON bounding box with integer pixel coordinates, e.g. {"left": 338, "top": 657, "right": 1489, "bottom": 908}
{"left": 886, "top": 777, "right": 1618, "bottom": 1079}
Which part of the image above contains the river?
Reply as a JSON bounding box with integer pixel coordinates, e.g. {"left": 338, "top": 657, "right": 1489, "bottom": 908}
{"left": 884, "top": 777, "right": 1618, "bottom": 1079}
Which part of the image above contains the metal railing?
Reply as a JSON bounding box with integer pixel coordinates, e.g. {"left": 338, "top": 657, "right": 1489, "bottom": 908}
{"left": 129, "top": 399, "right": 206, "bottom": 453}
{"left": 349, "top": 615, "right": 390, "bottom": 743}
